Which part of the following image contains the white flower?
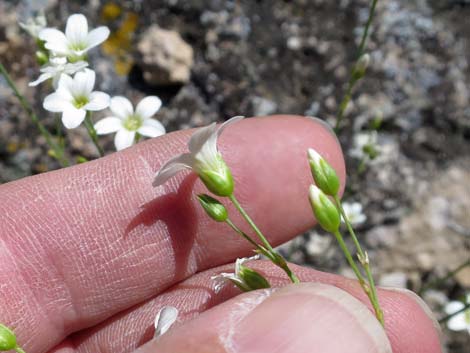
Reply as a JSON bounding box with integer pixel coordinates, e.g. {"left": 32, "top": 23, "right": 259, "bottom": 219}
{"left": 211, "top": 255, "right": 261, "bottom": 293}
{"left": 154, "top": 306, "right": 178, "bottom": 338}
{"left": 19, "top": 12, "right": 47, "bottom": 38}
{"left": 152, "top": 116, "right": 243, "bottom": 196}
{"left": 444, "top": 295, "right": 470, "bottom": 334}
{"left": 341, "top": 201, "right": 367, "bottom": 226}
{"left": 43, "top": 69, "right": 110, "bottom": 129}
{"left": 39, "top": 14, "right": 110, "bottom": 60}
{"left": 94, "top": 96, "right": 165, "bottom": 151}
{"left": 349, "top": 131, "right": 378, "bottom": 160}
{"left": 29, "top": 57, "right": 88, "bottom": 88}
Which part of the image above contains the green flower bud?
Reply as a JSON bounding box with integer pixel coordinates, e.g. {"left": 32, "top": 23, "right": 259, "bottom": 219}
{"left": 236, "top": 265, "right": 271, "bottom": 292}
{"left": 35, "top": 50, "right": 49, "bottom": 66}
{"left": 198, "top": 156, "right": 234, "bottom": 197}
{"left": 308, "top": 184, "right": 341, "bottom": 233}
{"left": 307, "top": 148, "right": 340, "bottom": 196}
{"left": 0, "top": 324, "right": 17, "bottom": 351}
{"left": 352, "top": 53, "right": 370, "bottom": 82}
{"left": 197, "top": 194, "right": 228, "bottom": 222}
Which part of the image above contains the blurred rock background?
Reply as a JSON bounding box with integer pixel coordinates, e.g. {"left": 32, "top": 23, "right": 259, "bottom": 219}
{"left": 0, "top": 0, "right": 469, "bottom": 351}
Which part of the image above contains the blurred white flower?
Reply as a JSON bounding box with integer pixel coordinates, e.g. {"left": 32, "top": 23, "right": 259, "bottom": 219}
{"left": 43, "top": 69, "right": 110, "bottom": 129}
{"left": 39, "top": 14, "right": 109, "bottom": 60}
{"left": 19, "top": 12, "right": 47, "bottom": 38}
{"left": 94, "top": 96, "right": 165, "bottom": 151}
{"left": 152, "top": 116, "right": 243, "bottom": 196}
{"left": 341, "top": 201, "right": 367, "bottom": 226}
{"left": 444, "top": 295, "right": 470, "bottom": 334}
{"left": 29, "top": 57, "right": 88, "bottom": 88}
{"left": 154, "top": 306, "right": 178, "bottom": 338}
{"left": 349, "top": 131, "right": 378, "bottom": 160}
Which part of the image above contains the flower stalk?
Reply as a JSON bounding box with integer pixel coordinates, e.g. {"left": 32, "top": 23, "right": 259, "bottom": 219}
{"left": 0, "top": 62, "right": 69, "bottom": 167}
{"left": 84, "top": 112, "right": 104, "bottom": 157}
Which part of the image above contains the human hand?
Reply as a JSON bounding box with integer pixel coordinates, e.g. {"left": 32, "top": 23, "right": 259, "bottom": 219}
{"left": 0, "top": 116, "right": 441, "bottom": 353}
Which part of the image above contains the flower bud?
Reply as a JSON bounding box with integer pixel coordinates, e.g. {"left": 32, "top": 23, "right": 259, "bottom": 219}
{"left": 0, "top": 324, "right": 17, "bottom": 351}
{"left": 197, "top": 194, "right": 228, "bottom": 222}
{"left": 308, "top": 184, "right": 341, "bottom": 233}
{"left": 307, "top": 148, "right": 340, "bottom": 196}
{"left": 236, "top": 265, "right": 271, "bottom": 292}
{"left": 352, "top": 53, "right": 370, "bottom": 82}
{"left": 35, "top": 50, "right": 49, "bottom": 66}
{"left": 197, "top": 155, "right": 234, "bottom": 197}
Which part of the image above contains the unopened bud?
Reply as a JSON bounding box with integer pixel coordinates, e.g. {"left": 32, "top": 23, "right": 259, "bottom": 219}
{"left": 308, "top": 184, "right": 341, "bottom": 233}
{"left": 237, "top": 265, "right": 271, "bottom": 291}
{"left": 35, "top": 50, "right": 48, "bottom": 65}
{"left": 352, "top": 53, "right": 370, "bottom": 82}
{"left": 0, "top": 324, "right": 17, "bottom": 351}
{"left": 197, "top": 194, "right": 228, "bottom": 222}
{"left": 308, "top": 148, "right": 340, "bottom": 196}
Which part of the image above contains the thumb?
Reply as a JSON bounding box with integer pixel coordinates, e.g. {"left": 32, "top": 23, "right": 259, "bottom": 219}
{"left": 134, "top": 283, "right": 392, "bottom": 353}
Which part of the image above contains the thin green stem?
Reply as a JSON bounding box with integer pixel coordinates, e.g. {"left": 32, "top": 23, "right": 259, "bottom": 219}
{"left": 334, "top": 0, "right": 379, "bottom": 131}
{"left": 332, "top": 230, "right": 367, "bottom": 288}
{"left": 439, "top": 302, "right": 470, "bottom": 324}
{"left": 334, "top": 196, "right": 384, "bottom": 326}
{"left": 0, "top": 62, "right": 69, "bottom": 167}
{"left": 84, "top": 112, "right": 104, "bottom": 157}
{"left": 229, "top": 194, "right": 274, "bottom": 252}
{"left": 420, "top": 259, "right": 470, "bottom": 295}
{"left": 225, "top": 218, "right": 261, "bottom": 249}
{"left": 228, "top": 194, "right": 299, "bottom": 283}
{"left": 15, "top": 347, "right": 27, "bottom": 353}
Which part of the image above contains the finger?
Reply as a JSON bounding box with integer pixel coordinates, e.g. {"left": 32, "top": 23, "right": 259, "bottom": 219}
{"left": 64, "top": 261, "right": 441, "bottom": 353}
{"left": 0, "top": 115, "right": 344, "bottom": 353}
{"left": 136, "top": 283, "right": 391, "bottom": 353}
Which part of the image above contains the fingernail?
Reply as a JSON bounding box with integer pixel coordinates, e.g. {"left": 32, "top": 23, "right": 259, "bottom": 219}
{"left": 223, "top": 283, "right": 391, "bottom": 353}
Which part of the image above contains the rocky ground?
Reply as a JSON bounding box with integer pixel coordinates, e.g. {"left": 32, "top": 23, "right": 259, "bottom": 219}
{"left": 1, "top": 0, "right": 469, "bottom": 351}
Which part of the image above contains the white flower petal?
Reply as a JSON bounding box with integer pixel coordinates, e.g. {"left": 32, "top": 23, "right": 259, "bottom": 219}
{"left": 152, "top": 153, "right": 194, "bottom": 187}
{"left": 86, "top": 26, "right": 110, "bottom": 50}
{"left": 188, "top": 122, "right": 217, "bottom": 154}
{"left": 137, "top": 119, "right": 166, "bottom": 138}
{"left": 444, "top": 301, "right": 465, "bottom": 315}
{"left": 29, "top": 72, "right": 52, "bottom": 86}
{"left": 85, "top": 92, "right": 110, "bottom": 111}
{"left": 62, "top": 107, "right": 86, "bottom": 129}
{"left": 57, "top": 73, "right": 74, "bottom": 93}
{"left": 154, "top": 306, "right": 178, "bottom": 338}
{"left": 39, "top": 28, "right": 68, "bottom": 55}
{"left": 64, "top": 61, "right": 89, "bottom": 75}
{"left": 94, "top": 117, "right": 122, "bottom": 135}
{"left": 65, "top": 14, "right": 88, "bottom": 45}
{"left": 447, "top": 313, "right": 467, "bottom": 332}
{"left": 135, "top": 96, "right": 162, "bottom": 120}
{"left": 73, "top": 69, "right": 95, "bottom": 96}
{"left": 110, "top": 96, "right": 134, "bottom": 120}
{"left": 43, "top": 92, "right": 72, "bottom": 112}
{"left": 114, "top": 129, "right": 136, "bottom": 151}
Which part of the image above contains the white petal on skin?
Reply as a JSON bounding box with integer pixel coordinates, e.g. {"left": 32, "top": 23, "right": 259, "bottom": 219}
{"left": 86, "top": 27, "right": 110, "bottom": 49}
{"left": 110, "top": 96, "right": 134, "bottom": 120}
{"left": 154, "top": 306, "right": 179, "bottom": 338}
{"left": 447, "top": 314, "right": 467, "bottom": 331}
{"left": 114, "top": 129, "right": 136, "bottom": 151}
{"left": 29, "top": 72, "right": 52, "bottom": 86}
{"left": 445, "top": 301, "right": 465, "bottom": 315}
{"left": 39, "top": 28, "right": 68, "bottom": 55}
{"left": 85, "top": 92, "right": 110, "bottom": 111}
{"left": 94, "top": 117, "right": 122, "bottom": 135}
{"left": 65, "top": 14, "right": 88, "bottom": 46}
{"left": 152, "top": 153, "right": 194, "bottom": 187}
{"left": 62, "top": 107, "right": 86, "bottom": 129}
{"left": 43, "top": 92, "right": 73, "bottom": 112}
{"left": 135, "top": 96, "right": 162, "bottom": 120}
{"left": 188, "top": 122, "right": 217, "bottom": 154}
{"left": 137, "top": 119, "right": 165, "bottom": 137}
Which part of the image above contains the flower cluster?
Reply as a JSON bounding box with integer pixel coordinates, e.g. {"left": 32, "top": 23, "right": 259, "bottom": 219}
{"left": 23, "top": 13, "right": 166, "bottom": 151}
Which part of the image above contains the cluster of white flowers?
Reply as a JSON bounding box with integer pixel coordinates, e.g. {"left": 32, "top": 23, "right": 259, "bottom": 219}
{"left": 23, "top": 13, "right": 166, "bottom": 151}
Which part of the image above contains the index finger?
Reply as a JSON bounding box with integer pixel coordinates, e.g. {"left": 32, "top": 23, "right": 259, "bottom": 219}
{"left": 0, "top": 115, "right": 344, "bottom": 353}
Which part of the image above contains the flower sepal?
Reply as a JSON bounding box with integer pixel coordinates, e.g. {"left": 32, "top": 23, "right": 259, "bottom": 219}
{"left": 197, "top": 194, "right": 228, "bottom": 222}
{"left": 198, "top": 158, "right": 234, "bottom": 197}
{"left": 308, "top": 184, "right": 341, "bottom": 233}
{"left": 0, "top": 324, "right": 17, "bottom": 351}
{"left": 308, "top": 148, "right": 340, "bottom": 196}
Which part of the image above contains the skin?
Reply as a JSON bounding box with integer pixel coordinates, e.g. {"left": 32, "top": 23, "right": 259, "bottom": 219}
{"left": 0, "top": 116, "right": 441, "bottom": 353}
